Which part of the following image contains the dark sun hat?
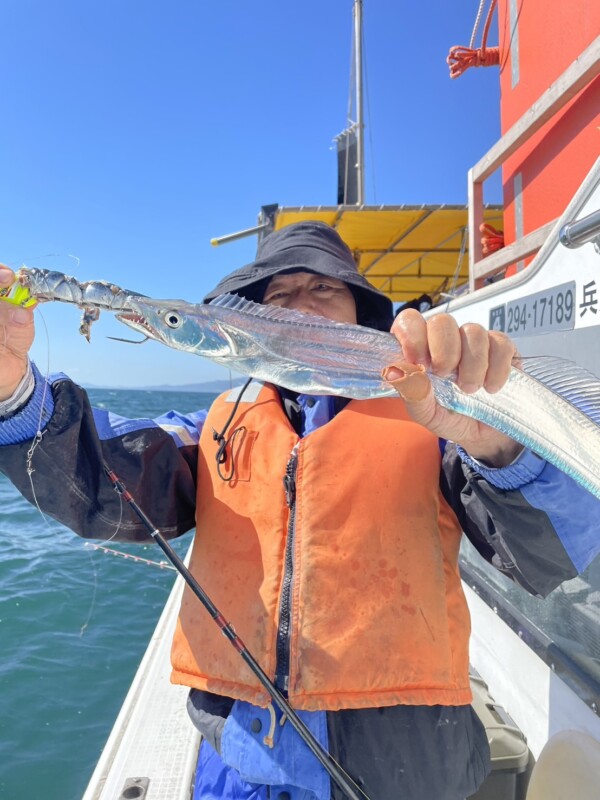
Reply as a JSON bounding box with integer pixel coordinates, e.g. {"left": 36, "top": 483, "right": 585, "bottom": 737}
{"left": 203, "top": 221, "right": 394, "bottom": 331}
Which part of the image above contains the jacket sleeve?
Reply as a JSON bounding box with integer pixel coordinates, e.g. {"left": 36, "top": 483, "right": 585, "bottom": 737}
{"left": 441, "top": 442, "right": 600, "bottom": 597}
{"left": 0, "top": 364, "right": 206, "bottom": 543}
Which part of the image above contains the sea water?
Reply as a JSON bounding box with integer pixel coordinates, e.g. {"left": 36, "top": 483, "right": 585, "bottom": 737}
{"left": 0, "top": 388, "right": 217, "bottom": 800}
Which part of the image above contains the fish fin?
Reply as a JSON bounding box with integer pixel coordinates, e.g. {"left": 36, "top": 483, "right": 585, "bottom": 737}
{"left": 209, "top": 293, "right": 355, "bottom": 330}
{"left": 517, "top": 355, "right": 600, "bottom": 426}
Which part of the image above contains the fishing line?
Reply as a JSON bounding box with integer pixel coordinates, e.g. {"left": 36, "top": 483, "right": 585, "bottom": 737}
{"left": 438, "top": 226, "right": 468, "bottom": 311}
{"left": 25, "top": 309, "right": 52, "bottom": 519}
{"left": 7, "top": 254, "right": 81, "bottom": 269}
{"left": 23, "top": 305, "right": 126, "bottom": 636}
{"left": 450, "top": 226, "right": 469, "bottom": 300}
{"left": 78, "top": 471, "right": 126, "bottom": 635}
{"left": 25, "top": 309, "right": 100, "bottom": 635}
{"left": 84, "top": 542, "right": 177, "bottom": 571}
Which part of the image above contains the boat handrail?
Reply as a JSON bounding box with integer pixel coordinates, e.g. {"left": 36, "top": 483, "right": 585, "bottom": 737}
{"left": 470, "top": 218, "right": 557, "bottom": 284}
{"left": 559, "top": 208, "right": 600, "bottom": 249}
{"left": 468, "top": 34, "right": 600, "bottom": 289}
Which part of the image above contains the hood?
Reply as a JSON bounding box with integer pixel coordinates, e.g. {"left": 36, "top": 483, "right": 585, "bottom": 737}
{"left": 203, "top": 221, "right": 394, "bottom": 331}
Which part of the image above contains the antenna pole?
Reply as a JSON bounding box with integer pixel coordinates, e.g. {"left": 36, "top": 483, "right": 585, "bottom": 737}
{"left": 354, "top": 0, "right": 365, "bottom": 205}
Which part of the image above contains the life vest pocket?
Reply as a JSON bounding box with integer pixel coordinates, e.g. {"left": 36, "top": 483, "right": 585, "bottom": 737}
{"left": 216, "top": 426, "right": 258, "bottom": 484}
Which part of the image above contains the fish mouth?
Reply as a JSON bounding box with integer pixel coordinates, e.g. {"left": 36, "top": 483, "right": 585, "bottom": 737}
{"left": 115, "top": 310, "right": 162, "bottom": 340}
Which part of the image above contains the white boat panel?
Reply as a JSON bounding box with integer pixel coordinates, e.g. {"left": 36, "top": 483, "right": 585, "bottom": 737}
{"left": 465, "top": 584, "right": 600, "bottom": 761}
{"left": 82, "top": 572, "right": 199, "bottom": 800}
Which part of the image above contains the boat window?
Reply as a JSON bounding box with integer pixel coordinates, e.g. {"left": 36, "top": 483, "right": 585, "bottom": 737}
{"left": 460, "top": 538, "right": 600, "bottom": 699}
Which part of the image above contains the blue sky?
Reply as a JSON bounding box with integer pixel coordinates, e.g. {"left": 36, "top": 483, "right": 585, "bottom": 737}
{"left": 2, "top": 0, "right": 501, "bottom": 388}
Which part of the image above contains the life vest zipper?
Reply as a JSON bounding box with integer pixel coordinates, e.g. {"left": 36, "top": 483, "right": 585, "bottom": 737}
{"left": 275, "top": 444, "right": 299, "bottom": 691}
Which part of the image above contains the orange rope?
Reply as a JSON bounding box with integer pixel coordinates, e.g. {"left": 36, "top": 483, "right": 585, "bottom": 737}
{"left": 479, "top": 223, "right": 504, "bottom": 255}
{"left": 447, "top": 0, "right": 499, "bottom": 79}
{"left": 447, "top": 45, "right": 500, "bottom": 78}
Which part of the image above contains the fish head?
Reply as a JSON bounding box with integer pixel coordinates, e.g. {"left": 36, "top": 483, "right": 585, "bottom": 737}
{"left": 116, "top": 297, "right": 231, "bottom": 356}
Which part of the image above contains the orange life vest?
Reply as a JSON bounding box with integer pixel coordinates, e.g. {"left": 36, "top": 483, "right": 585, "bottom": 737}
{"left": 170, "top": 383, "right": 472, "bottom": 711}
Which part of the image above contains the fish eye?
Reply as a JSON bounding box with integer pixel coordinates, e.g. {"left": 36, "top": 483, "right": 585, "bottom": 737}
{"left": 163, "top": 310, "right": 183, "bottom": 328}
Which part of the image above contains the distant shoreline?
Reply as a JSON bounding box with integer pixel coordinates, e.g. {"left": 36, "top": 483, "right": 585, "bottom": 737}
{"left": 82, "top": 378, "right": 246, "bottom": 393}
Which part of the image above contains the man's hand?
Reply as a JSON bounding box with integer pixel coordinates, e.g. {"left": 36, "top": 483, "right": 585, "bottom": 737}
{"left": 384, "top": 309, "right": 522, "bottom": 467}
{"left": 0, "top": 266, "right": 35, "bottom": 401}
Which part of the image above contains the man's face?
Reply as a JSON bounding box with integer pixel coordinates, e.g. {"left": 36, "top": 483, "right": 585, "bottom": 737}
{"left": 263, "top": 272, "right": 357, "bottom": 324}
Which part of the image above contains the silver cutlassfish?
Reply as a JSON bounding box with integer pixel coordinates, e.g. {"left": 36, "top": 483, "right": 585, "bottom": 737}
{"left": 117, "top": 293, "right": 600, "bottom": 502}
{"left": 5, "top": 268, "right": 600, "bottom": 501}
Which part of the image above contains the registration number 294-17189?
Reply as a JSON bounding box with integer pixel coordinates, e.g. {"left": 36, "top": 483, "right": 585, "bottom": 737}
{"left": 489, "top": 282, "right": 576, "bottom": 336}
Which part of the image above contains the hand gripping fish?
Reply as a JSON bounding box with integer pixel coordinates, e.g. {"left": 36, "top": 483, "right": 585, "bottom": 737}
{"left": 5, "top": 267, "right": 600, "bottom": 501}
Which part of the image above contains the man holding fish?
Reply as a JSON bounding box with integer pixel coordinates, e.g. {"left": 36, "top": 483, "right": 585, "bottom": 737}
{"left": 0, "top": 221, "right": 598, "bottom": 800}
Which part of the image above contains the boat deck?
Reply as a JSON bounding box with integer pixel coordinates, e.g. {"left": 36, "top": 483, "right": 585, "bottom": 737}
{"left": 82, "top": 573, "right": 200, "bottom": 800}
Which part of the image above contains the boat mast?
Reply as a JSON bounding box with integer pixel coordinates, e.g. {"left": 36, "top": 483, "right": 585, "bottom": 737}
{"left": 354, "top": 0, "right": 365, "bottom": 206}
{"left": 336, "top": 0, "right": 365, "bottom": 206}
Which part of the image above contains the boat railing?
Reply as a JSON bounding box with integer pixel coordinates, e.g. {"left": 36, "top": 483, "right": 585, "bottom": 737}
{"left": 467, "top": 34, "right": 600, "bottom": 291}
{"left": 559, "top": 207, "right": 600, "bottom": 249}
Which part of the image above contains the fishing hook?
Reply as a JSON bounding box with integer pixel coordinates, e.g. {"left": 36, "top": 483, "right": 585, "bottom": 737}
{"left": 106, "top": 334, "right": 151, "bottom": 345}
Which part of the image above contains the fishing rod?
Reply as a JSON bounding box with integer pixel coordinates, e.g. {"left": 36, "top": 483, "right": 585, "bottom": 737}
{"left": 103, "top": 463, "right": 371, "bottom": 800}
